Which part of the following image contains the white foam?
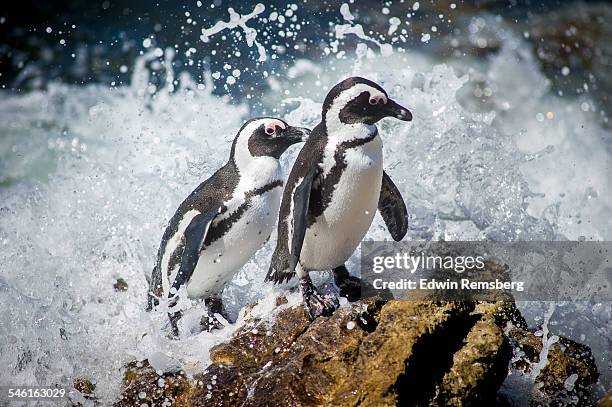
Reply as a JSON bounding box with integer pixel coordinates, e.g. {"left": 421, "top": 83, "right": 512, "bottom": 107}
{"left": 335, "top": 4, "right": 393, "bottom": 57}
{"left": 0, "top": 7, "right": 610, "bottom": 404}
{"left": 200, "top": 4, "right": 267, "bottom": 62}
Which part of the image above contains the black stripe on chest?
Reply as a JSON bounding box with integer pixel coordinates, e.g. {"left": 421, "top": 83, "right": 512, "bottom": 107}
{"left": 165, "top": 180, "right": 283, "bottom": 273}
{"left": 203, "top": 179, "right": 283, "bottom": 245}
{"left": 307, "top": 130, "right": 378, "bottom": 226}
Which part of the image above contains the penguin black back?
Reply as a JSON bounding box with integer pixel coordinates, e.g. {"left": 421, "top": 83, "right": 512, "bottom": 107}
{"left": 147, "top": 117, "right": 310, "bottom": 336}
{"left": 267, "top": 77, "right": 412, "bottom": 320}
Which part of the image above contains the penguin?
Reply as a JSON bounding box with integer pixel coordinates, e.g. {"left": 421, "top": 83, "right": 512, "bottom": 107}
{"left": 266, "top": 77, "right": 412, "bottom": 319}
{"left": 147, "top": 117, "right": 310, "bottom": 335}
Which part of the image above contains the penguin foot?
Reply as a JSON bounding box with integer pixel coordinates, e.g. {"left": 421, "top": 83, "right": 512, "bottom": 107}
{"left": 200, "top": 297, "right": 226, "bottom": 332}
{"left": 200, "top": 313, "right": 225, "bottom": 332}
{"left": 333, "top": 265, "right": 362, "bottom": 302}
{"left": 168, "top": 310, "right": 183, "bottom": 338}
{"left": 300, "top": 276, "right": 339, "bottom": 320}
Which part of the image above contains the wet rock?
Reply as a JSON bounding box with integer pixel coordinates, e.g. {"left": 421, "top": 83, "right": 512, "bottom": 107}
{"left": 528, "top": 4, "right": 611, "bottom": 82}
{"left": 599, "top": 391, "right": 612, "bottom": 407}
{"left": 113, "top": 278, "right": 128, "bottom": 292}
{"left": 116, "top": 300, "right": 599, "bottom": 406}
{"left": 201, "top": 303, "right": 367, "bottom": 406}
{"left": 507, "top": 326, "right": 599, "bottom": 406}
{"left": 429, "top": 316, "right": 510, "bottom": 406}
{"left": 73, "top": 377, "right": 96, "bottom": 400}
{"left": 118, "top": 300, "right": 515, "bottom": 406}
{"left": 475, "top": 300, "right": 527, "bottom": 330}
{"left": 275, "top": 295, "right": 288, "bottom": 307}
{"left": 527, "top": 3, "right": 612, "bottom": 123}
{"left": 332, "top": 301, "right": 476, "bottom": 406}
{"left": 114, "top": 360, "right": 194, "bottom": 407}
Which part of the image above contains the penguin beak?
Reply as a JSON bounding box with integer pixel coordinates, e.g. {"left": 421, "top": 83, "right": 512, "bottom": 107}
{"left": 284, "top": 126, "right": 311, "bottom": 143}
{"left": 383, "top": 99, "right": 412, "bottom": 121}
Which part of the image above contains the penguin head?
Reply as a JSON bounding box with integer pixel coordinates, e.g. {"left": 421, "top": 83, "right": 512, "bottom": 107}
{"left": 323, "top": 77, "right": 412, "bottom": 126}
{"left": 232, "top": 117, "right": 311, "bottom": 160}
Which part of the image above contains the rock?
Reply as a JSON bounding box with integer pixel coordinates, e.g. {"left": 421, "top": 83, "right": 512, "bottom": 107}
{"left": 114, "top": 360, "right": 194, "bottom": 406}
{"left": 201, "top": 302, "right": 369, "bottom": 406}
{"left": 331, "top": 301, "right": 508, "bottom": 406}
{"left": 116, "top": 299, "right": 599, "bottom": 406}
{"left": 275, "top": 295, "right": 288, "bottom": 307}
{"left": 474, "top": 300, "right": 527, "bottom": 330}
{"left": 599, "top": 391, "right": 612, "bottom": 407}
{"left": 113, "top": 278, "right": 128, "bottom": 292}
{"left": 429, "top": 306, "right": 512, "bottom": 406}
{"left": 73, "top": 377, "right": 96, "bottom": 400}
{"left": 507, "top": 326, "right": 599, "bottom": 406}
{"left": 118, "top": 300, "right": 516, "bottom": 406}
{"left": 527, "top": 3, "right": 612, "bottom": 123}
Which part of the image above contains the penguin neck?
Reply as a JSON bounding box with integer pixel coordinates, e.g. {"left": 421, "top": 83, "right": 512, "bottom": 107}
{"left": 231, "top": 143, "right": 281, "bottom": 190}
{"left": 324, "top": 112, "right": 377, "bottom": 143}
{"left": 319, "top": 114, "right": 381, "bottom": 179}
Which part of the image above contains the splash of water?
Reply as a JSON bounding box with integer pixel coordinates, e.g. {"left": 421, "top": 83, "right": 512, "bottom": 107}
{"left": 335, "top": 3, "right": 393, "bottom": 57}
{"left": 0, "top": 48, "right": 250, "bottom": 402}
{"left": 200, "top": 3, "right": 267, "bottom": 62}
{"left": 0, "top": 4, "right": 610, "bottom": 404}
{"left": 530, "top": 303, "right": 559, "bottom": 380}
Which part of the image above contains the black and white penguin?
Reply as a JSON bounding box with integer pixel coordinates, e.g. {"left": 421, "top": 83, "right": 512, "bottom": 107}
{"left": 266, "top": 77, "right": 411, "bottom": 319}
{"left": 147, "top": 117, "right": 310, "bottom": 335}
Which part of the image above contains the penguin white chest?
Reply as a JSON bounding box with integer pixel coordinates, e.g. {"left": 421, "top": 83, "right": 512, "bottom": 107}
{"left": 301, "top": 135, "right": 383, "bottom": 270}
{"left": 185, "top": 186, "right": 282, "bottom": 297}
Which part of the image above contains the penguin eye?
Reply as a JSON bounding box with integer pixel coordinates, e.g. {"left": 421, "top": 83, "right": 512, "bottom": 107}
{"left": 369, "top": 95, "right": 387, "bottom": 106}
{"left": 265, "top": 126, "right": 276, "bottom": 135}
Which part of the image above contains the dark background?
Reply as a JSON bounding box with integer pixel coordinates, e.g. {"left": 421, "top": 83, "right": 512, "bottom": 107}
{"left": 1, "top": 0, "right": 606, "bottom": 93}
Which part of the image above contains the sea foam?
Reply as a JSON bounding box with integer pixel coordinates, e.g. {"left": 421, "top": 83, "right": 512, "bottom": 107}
{"left": 0, "top": 6, "right": 610, "bottom": 404}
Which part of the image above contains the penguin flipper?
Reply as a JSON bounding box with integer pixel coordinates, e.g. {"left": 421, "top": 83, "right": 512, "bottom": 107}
{"left": 289, "top": 167, "right": 317, "bottom": 273}
{"left": 378, "top": 170, "right": 408, "bottom": 241}
{"left": 266, "top": 166, "right": 317, "bottom": 284}
{"left": 169, "top": 209, "right": 220, "bottom": 297}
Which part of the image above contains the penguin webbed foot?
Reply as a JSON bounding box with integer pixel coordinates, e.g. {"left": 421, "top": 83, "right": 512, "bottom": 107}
{"left": 167, "top": 297, "right": 227, "bottom": 337}
{"left": 300, "top": 275, "right": 339, "bottom": 320}
{"left": 333, "top": 265, "right": 362, "bottom": 302}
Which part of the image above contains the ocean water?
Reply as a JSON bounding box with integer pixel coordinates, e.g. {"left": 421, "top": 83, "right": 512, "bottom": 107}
{"left": 0, "top": 3, "right": 610, "bottom": 404}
